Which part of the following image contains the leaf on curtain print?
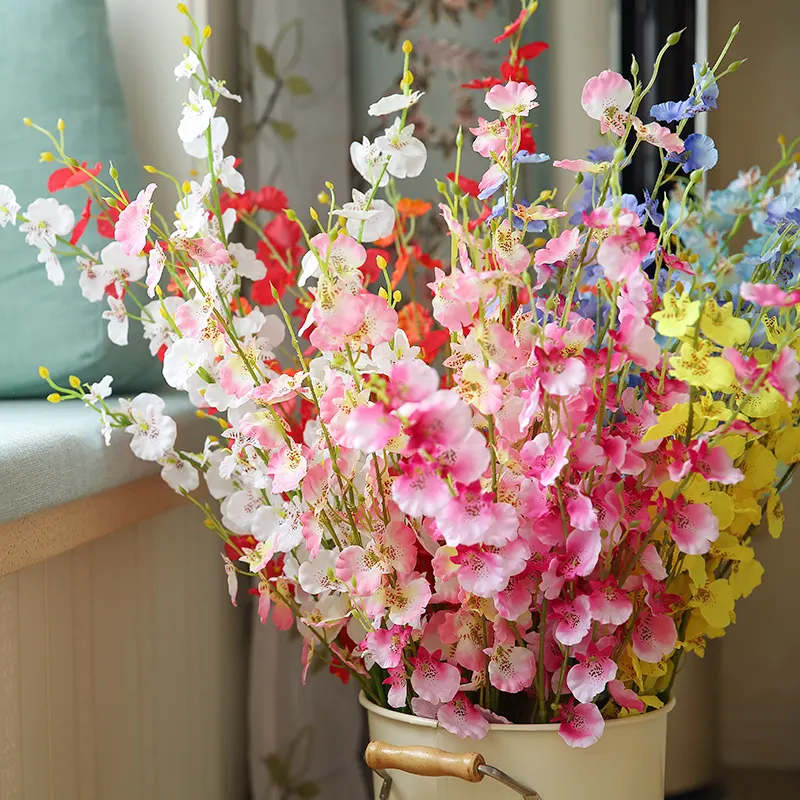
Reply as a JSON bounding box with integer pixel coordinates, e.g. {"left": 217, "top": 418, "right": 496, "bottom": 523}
{"left": 270, "top": 121, "right": 297, "bottom": 141}
{"left": 255, "top": 44, "right": 277, "bottom": 79}
{"left": 285, "top": 76, "right": 313, "bottom": 96}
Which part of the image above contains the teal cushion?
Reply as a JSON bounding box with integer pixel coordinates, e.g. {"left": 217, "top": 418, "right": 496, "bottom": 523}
{"left": 0, "top": 0, "right": 163, "bottom": 398}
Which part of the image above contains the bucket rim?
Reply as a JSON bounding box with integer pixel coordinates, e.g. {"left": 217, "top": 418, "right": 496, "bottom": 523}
{"left": 359, "top": 691, "right": 675, "bottom": 733}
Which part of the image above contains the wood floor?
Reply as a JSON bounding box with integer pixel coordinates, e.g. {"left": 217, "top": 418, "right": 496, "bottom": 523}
{"left": 725, "top": 768, "right": 800, "bottom": 799}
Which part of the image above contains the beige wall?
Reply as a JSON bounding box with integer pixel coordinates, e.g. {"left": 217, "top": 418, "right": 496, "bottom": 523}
{"left": 707, "top": 0, "right": 800, "bottom": 770}
{"left": 0, "top": 505, "right": 248, "bottom": 799}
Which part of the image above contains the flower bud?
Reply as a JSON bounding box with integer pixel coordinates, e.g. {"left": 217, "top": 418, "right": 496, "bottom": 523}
{"left": 376, "top": 255, "right": 388, "bottom": 270}
{"left": 195, "top": 409, "right": 207, "bottom": 418}
{"left": 402, "top": 40, "right": 413, "bottom": 54}
{"left": 630, "top": 56, "right": 639, "bottom": 77}
{"left": 285, "top": 209, "right": 298, "bottom": 222}
{"left": 68, "top": 375, "right": 81, "bottom": 389}
{"left": 689, "top": 168, "right": 704, "bottom": 184}
{"left": 403, "top": 70, "right": 414, "bottom": 86}
{"left": 144, "top": 164, "right": 157, "bottom": 173}
{"left": 325, "top": 181, "right": 335, "bottom": 192}
{"left": 182, "top": 180, "right": 192, "bottom": 194}
{"left": 57, "top": 118, "right": 65, "bottom": 132}
{"left": 435, "top": 180, "right": 448, "bottom": 194}
{"left": 533, "top": 237, "right": 547, "bottom": 248}
{"left": 666, "top": 30, "right": 683, "bottom": 46}
{"left": 727, "top": 59, "right": 746, "bottom": 73}
{"left": 39, "top": 366, "right": 50, "bottom": 379}
{"left": 202, "top": 25, "right": 212, "bottom": 39}
{"left": 309, "top": 206, "right": 319, "bottom": 222}
{"left": 779, "top": 134, "right": 787, "bottom": 147}
{"left": 182, "top": 35, "right": 192, "bottom": 47}
{"left": 109, "top": 162, "right": 119, "bottom": 180}
{"left": 456, "top": 126, "right": 463, "bottom": 149}
{"left": 39, "top": 152, "right": 54, "bottom": 162}
{"left": 392, "top": 290, "right": 402, "bottom": 303}
{"left": 177, "top": 3, "right": 188, "bottom": 14}
{"left": 575, "top": 172, "right": 584, "bottom": 185}
{"left": 47, "top": 393, "right": 61, "bottom": 404}
{"left": 317, "top": 191, "right": 330, "bottom": 204}
{"left": 23, "top": 117, "right": 32, "bottom": 126}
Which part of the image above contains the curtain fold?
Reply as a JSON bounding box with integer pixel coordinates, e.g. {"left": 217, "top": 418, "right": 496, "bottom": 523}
{"left": 238, "top": 2, "right": 366, "bottom": 798}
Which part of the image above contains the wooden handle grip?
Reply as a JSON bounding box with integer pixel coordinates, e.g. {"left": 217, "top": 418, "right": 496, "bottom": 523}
{"left": 365, "top": 741, "right": 485, "bottom": 782}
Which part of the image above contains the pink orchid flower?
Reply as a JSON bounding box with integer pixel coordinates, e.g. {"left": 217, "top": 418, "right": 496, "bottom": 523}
{"left": 437, "top": 694, "right": 490, "bottom": 739}
{"left": 597, "top": 226, "right": 657, "bottom": 282}
{"left": 740, "top": 282, "right": 800, "bottom": 307}
{"left": 410, "top": 647, "right": 461, "bottom": 704}
{"left": 384, "top": 665, "right": 408, "bottom": 708}
{"left": 266, "top": 445, "right": 308, "bottom": 493}
{"left": 540, "top": 528, "right": 602, "bottom": 600}
{"left": 392, "top": 457, "right": 451, "bottom": 517}
{"left": 556, "top": 700, "right": 605, "bottom": 748}
{"left": 469, "top": 117, "right": 508, "bottom": 158}
{"left": 485, "top": 643, "right": 536, "bottom": 693}
{"left": 485, "top": 80, "right": 539, "bottom": 119}
{"left": 436, "top": 483, "right": 519, "bottom": 547}
{"left": 566, "top": 642, "right": 617, "bottom": 703}
{"left": 115, "top": 182, "right": 156, "bottom": 256}
{"left": 520, "top": 431, "right": 570, "bottom": 486}
{"left": 633, "top": 119, "right": 685, "bottom": 153}
{"left": 608, "top": 679, "right": 646, "bottom": 712}
{"left": 581, "top": 70, "right": 633, "bottom": 135}
{"left": 336, "top": 522, "right": 417, "bottom": 594}
{"left": 362, "top": 625, "right": 412, "bottom": 669}
{"left": 493, "top": 218, "right": 531, "bottom": 273}
{"left": 439, "top": 609, "right": 488, "bottom": 671}
{"left": 344, "top": 403, "right": 401, "bottom": 453}
{"left": 551, "top": 594, "right": 592, "bottom": 647}
{"left": 632, "top": 611, "right": 677, "bottom": 663}
{"left": 588, "top": 579, "right": 634, "bottom": 625}
{"left": 668, "top": 498, "right": 719, "bottom": 555}
{"left": 769, "top": 346, "right": 800, "bottom": 401}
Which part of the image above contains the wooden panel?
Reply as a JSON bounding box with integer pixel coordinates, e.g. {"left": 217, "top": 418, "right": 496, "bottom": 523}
{"left": 0, "top": 476, "right": 183, "bottom": 579}
{"left": 0, "top": 505, "right": 248, "bottom": 800}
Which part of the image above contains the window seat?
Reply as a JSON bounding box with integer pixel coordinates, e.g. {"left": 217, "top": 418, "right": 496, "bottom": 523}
{"left": 0, "top": 391, "right": 208, "bottom": 576}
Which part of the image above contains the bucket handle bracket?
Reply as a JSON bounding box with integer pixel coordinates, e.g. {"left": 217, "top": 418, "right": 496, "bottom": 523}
{"left": 365, "top": 741, "right": 543, "bottom": 799}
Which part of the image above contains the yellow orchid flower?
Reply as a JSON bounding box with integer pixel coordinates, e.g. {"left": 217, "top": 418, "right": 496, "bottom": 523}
{"left": 670, "top": 339, "right": 736, "bottom": 392}
{"left": 766, "top": 490, "right": 784, "bottom": 538}
{"left": 709, "top": 531, "right": 755, "bottom": 562}
{"left": 699, "top": 298, "right": 750, "bottom": 347}
{"left": 775, "top": 427, "right": 800, "bottom": 464}
{"left": 738, "top": 441, "right": 778, "bottom": 490}
{"left": 726, "top": 485, "right": 762, "bottom": 535}
{"left": 652, "top": 290, "right": 700, "bottom": 338}
{"left": 762, "top": 313, "right": 786, "bottom": 346}
{"left": 729, "top": 557, "right": 765, "bottom": 600}
{"left": 689, "top": 578, "right": 735, "bottom": 629}
{"left": 738, "top": 384, "right": 787, "bottom": 420}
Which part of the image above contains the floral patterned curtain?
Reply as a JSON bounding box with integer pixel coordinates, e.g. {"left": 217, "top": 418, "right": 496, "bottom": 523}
{"left": 238, "top": 6, "right": 367, "bottom": 798}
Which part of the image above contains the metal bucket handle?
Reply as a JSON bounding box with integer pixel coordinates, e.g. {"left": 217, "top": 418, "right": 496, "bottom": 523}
{"left": 365, "top": 741, "right": 543, "bottom": 800}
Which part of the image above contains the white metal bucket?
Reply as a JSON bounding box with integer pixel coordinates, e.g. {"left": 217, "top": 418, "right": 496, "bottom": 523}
{"left": 362, "top": 692, "right": 675, "bottom": 800}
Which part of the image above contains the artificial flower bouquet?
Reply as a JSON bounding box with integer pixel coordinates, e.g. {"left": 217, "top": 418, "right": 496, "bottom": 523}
{"left": 3, "top": 1, "right": 799, "bottom": 750}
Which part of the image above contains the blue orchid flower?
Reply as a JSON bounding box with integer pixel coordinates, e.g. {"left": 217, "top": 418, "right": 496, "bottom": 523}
{"left": 650, "top": 63, "right": 718, "bottom": 122}
{"left": 666, "top": 133, "right": 718, "bottom": 173}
